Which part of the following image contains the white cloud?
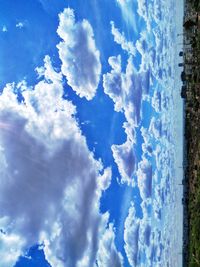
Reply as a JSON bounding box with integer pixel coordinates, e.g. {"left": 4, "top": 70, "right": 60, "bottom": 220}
{"left": 16, "top": 22, "right": 24, "bottom": 29}
{"left": 104, "top": 54, "right": 150, "bottom": 128}
{"left": 97, "top": 223, "right": 124, "bottom": 267}
{"left": 130, "top": 114, "right": 178, "bottom": 266}
{"left": 103, "top": 55, "right": 124, "bottom": 113}
{"left": 0, "top": 56, "right": 121, "bottom": 267}
{"left": 112, "top": 139, "right": 135, "bottom": 186}
{"left": 57, "top": 8, "right": 101, "bottom": 100}
{"left": 140, "top": 126, "right": 150, "bottom": 145}
{"left": 124, "top": 200, "right": 167, "bottom": 267}
{"left": 140, "top": 126, "right": 153, "bottom": 156}
{"left": 152, "top": 89, "right": 161, "bottom": 113}
{"left": 153, "top": 183, "right": 163, "bottom": 221}
{"left": 137, "top": 158, "right": 152, "bottom": 200}
{"left": 137, "top": 0, "right": 166, "bottom": 32}
{"left": 133, "top": 0, "right": 175, "bottom": 84}
{"left": 116, "top": 0, "right": 130, "bottom": 5}
{"left": 137, "top": 0, "right": 151, "bottom": 31}
{"left": 103, "top": 53, "right": 150, "bottom": 184}
{"left": 0, "top": 215, "right": 26, "bottom": 267}
{"left": 35, "top": 55, "right": 62, "bottom": 82}
{"left": 124, "top": 203, "right": 140, "bottom": 266}
{"left": 0, "top": 231, "right": 25, "bottom": 267}
{"left": 122, "top": 147, "right": 170, "bottom": 266}
{"left": 149, "top": 117, "right": 162, "bottom": 139}
{"left": 98, "top": 167, "right": 112, "bottom": 191}
{"left": 135, "top": 31, "right": 154, "bottom": 73}
{"left": 119, "top": 0, "right": 182, "bottom": 265}
{"left": 108, "top": 55, "right": 122, "bottom": 73}
{"left": 111, "top": 21, "right": 136, "bottom": 55}
{"left": 2, "top": 26, "right": 7, "bottom": 32}
{"left": 103, "top": 17, "right": 154, "bottom": 186}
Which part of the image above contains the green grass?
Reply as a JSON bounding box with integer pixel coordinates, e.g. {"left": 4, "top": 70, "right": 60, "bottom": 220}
{"left": 188, "top": 171, "right": 200, "bottom": 267}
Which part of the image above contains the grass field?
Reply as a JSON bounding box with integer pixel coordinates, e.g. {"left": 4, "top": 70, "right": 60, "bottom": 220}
{"left": 188, "top": 169, "right": 200, "bottom": 266}
{"left": 184, "top": 1, "right": 200, "bottom": 266}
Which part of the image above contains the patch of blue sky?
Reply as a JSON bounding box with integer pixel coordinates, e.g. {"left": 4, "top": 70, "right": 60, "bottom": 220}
{"left": 63, "top": 82, "right": 127, "bottom": 165}
{"left": 131, "top": 51, "right": 142, "bottom": 72}
{"left": 0, "top": 0, "right": 61, "bottom": 88}
{"left": 142, "top": 100, "right": 154, "bottom": 128}
{"left": 14, "top": 245, "right": 50, "bottom": 267}
{"left": 36, "top": 0, "right": 67, "bottom": 17}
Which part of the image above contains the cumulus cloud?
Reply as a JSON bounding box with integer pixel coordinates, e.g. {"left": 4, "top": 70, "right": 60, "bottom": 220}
{"left": 133, "top": 0, "right": 175, "bottom": 85}
{"left": 98, "top": 167, "right": 112, "bottom": 191}
{"left": 0, "top": 56, "right": 120, "bottom": 267}
{"left": 131, "top": 115, "right": 176, "bottom": 265}
{"left": 149, "top": 117, "right": 162, "bottom": 139}
{"left": 117, "top": 0, "right": 181, "bottom": 265}
{"left": 102, "top": 15, "right": 154, "bottom": 186}
{"left": 103, "top": 50, "right": 150, "bottom": 128}
{"left": 137, "top": 0, "right": 151, "bottom": 31}
{"left": 151, "top": 89, "right": 161, "bottom": 113}
{"left": 140, "top": 126, "right": 153, "bottom": 156}
{"left": 137, "top": 158, "right": 152, "bottom": 200}
{"left": 124, "top": 200, "right": 167, "bottom": 267}
{"left": 139, "top": 114, "right": 175, "bottom": 224}
{"left": 103, "top": 45, "right": 150, "bottom": 184}
{"left": 57, "top": 8, "right": 101, "bottom": 100}
{"left": 153, "top": 182, "right": 164, "bottom": 221}
{"left": 124, "top": 202, "right": 152, "bottom": 267}
{"left": 124, "top": 204, "right": 140, "bottom": 266}
{"left": 35, "top": 55, "right": 62, "bottom": 82}
{"left": 137, "top": 0, "right": 166, "bottom": 32}
{"left": 103, "top": 55, "right": 123, "bottom": 112}
{"left": 111, "top": 21, "right": 136, "bottom": 55}
{"left": 122, "top": 142, "right": 172, "bottom": 267}
{"left": 135, "top": 31, "right": 155, "bottom": 74}
{"left": 0, "top": 220, "right": 25, "bottom": 267}
{"left": 112, "top": 139, "right": 135, "bottom": 186}
{"left": 97, "top": 224, "right": 124, "bottom": 267}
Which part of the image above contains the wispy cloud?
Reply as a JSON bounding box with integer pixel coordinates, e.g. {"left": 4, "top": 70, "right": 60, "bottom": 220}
{"left": 112, "top": 139, "right": 136, "bottom": 186}
{"left": 103, "top": 54, "right": 150, "bottom": 184}
{"left": 116, "top": 0, "right": 138, "bottom": 33}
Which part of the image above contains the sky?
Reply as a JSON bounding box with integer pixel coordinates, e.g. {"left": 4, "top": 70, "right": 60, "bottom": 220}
{"left": 0, "top": 0, "right": 184, "bottom": 266}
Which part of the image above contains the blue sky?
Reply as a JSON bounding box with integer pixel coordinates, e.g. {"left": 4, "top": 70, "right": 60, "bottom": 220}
{"left": 0, "top": 0, "right": 184, "bottom": 266}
